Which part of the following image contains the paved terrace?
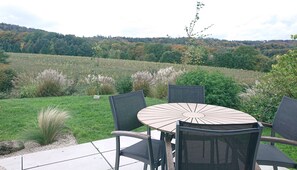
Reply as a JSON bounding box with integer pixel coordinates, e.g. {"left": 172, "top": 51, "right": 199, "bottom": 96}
{"left": 0, "top": 130, "right": 287, "bottom": 170}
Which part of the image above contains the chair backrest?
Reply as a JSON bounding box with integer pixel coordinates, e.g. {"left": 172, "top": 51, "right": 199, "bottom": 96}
{"left": 175, "top": 121, "right": 263, "bottom": 170}
{"left": 273, "top": 96, "right": 297, "bottom": 141}
{"left": 168, "top": 84, "right": 205, "bottom": 103}
{"left": 109, "top": 90, "right": 146, "bottom": 131}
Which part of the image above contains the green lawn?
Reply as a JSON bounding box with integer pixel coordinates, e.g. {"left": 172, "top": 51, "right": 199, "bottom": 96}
{"left": 0, "top": 95, "right": 165, "bottom": 144}
{"left": 0, "top": 96, "right": 296, "bottom": 162}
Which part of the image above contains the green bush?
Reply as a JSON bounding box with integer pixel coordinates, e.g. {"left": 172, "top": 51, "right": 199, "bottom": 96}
{"left": 115, "top": 76, "right": 132, "bottom": 94}
{"left": 11, "top": 73, "right": 37, "bottom": 98}
{"left": 0, "top": 67, "right": 16, "bottom": 93}
{"left": 24, "top": 107, "right": 70, "bottom": 145}
{"left": 176, "top": 69, "right": 241, "bottom": 108}
{"left": 240, "top": 50, "right": 297, "bottom": 122}
{"left": 20, "top": 84, "right": 37, "bottom": 98}
{"left": 0, "top": 50, "right": 9, "bottom": 64}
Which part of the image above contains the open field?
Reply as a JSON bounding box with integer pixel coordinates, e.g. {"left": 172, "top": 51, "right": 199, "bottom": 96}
{"left": 8, "top": 53, "right": 264, "bottom": 86}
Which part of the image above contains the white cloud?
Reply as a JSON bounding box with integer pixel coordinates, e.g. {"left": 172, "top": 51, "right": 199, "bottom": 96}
{"left": 0, "top": 0, "right": 296, "bottom": 40}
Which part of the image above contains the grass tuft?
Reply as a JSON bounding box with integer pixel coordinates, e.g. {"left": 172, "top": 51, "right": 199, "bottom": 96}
{"left": 24, "top": 107, "right": 70, "bottom": 145}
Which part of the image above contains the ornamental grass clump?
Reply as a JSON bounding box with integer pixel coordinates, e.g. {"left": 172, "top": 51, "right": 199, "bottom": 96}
{"left": 36, "top": 69, "right": 74, "bottom": 97}
{"left": 131, "top": 71, "right": 153, "bottom": 96}
{"left": 84, "top": 74, "right": 115, "bottom": 95}
{"left": 25, "top": 107, "right": 70, "bottom": 145}
{"left": 152, "top": 67, "right": 184, "bottom": 99}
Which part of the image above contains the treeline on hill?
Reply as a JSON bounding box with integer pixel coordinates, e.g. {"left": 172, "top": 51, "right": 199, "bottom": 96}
{"left": 1, "top": 23, "right": 297, "bottom": 72}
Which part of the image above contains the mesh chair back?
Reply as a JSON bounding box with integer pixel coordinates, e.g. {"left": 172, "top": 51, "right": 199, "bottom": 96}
{"left": 175, "top": 121, "right": 262, "bottom": 170}
{"left": 168, "top": 84, "right": 205, "bottom": 103}
{"left": 273, "top": 96, "right": 297, "bottom": 141}
{"left": 109, "top": 90, "right": 146, "bottom": 131}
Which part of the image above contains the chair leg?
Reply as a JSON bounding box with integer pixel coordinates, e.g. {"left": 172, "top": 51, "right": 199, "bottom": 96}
{"left": 273, "top": 166, "right": 278, "bottom": 170}
{"left": 143, "top": 163, "right": 147, "bottom": 170}
{"left": 115, "top": 155, "right": 120, "bottom": 170}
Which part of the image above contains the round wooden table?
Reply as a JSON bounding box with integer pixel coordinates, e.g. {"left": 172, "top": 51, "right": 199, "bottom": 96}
{"left": 138, "top": 103, "right": 257, "bottom": 134}
{"left": 137, "top": 103, "right": 257, "bottom": 170}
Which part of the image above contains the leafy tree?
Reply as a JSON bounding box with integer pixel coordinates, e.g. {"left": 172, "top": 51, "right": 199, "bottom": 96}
{"left": 144, "top": 43, "right": 170, "bottom": 62}
{"left": 213, "top": 46, "right": 272, "bottom": 71}
{"left": 160, "top": 50, "right": 182, "bottom": 63}
{"left": 182, "top": 1, "right": 213, "bottom": 65}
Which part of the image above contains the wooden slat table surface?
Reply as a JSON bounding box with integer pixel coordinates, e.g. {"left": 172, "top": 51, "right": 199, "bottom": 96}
{"left": 137, "top": 103, "right": 258, "bottom": 170}
{"left": 138, "top": 103, "right": 257, "bottom": 134}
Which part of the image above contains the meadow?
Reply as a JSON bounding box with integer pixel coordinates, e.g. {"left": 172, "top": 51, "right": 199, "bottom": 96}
{"left": 7, "top": 52, "right": 264, "bottom": 86}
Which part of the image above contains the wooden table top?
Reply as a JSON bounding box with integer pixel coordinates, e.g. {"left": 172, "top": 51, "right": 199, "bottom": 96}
{"left": 137, "top": 103, "right": 257, "bottom": 134}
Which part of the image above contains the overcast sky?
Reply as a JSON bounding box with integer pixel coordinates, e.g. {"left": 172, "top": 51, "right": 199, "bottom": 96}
{"left": 0, "top": 0, "right": 296, "bottom": 40}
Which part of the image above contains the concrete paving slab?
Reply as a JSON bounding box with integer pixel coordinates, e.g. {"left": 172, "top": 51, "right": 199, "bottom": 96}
{"left": 26, "top": 154, "right": 112, "bottom": 170}
{"left": 0, "top": 156, "right": 21, "bottom": 170}
{"left": 92, "top": 136, "right": 141, "bottom": 153}
{"left": 260, "top": 165, "right": 288, "bottom": 170}
{"left": 101, "top": 150, "right": 138, "bottom": 168}
{"left": 23, "top": 143, "right": 98, "bottom": 169}
{"left": 118, "top": 162, "right": 146, "bottom": 170}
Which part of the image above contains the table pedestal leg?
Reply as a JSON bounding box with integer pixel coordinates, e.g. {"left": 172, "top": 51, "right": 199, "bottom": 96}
{"left": 164, "top": 134, "right": 174, "bottom": 170}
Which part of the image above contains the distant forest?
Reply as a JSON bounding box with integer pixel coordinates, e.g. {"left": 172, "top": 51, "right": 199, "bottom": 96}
{"left": 1, "top": 23, "right": 297, "bottom": 71}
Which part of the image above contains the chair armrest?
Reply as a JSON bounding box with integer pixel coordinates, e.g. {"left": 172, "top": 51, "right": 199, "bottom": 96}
{"left": 111, "top": 130, "right": 150, "bottom": 140}
{"left": 259, "top": 122, "right": 272, "bottom": 128}
{"left": 261, "top": 136, "right": 297, "bottom": 146}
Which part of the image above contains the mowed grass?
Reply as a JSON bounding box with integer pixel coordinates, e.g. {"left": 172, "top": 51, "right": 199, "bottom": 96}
{"left": 8, "top": 52, "right": 264, "bottom": 85}
{"left": 0, "top": 96, "right": 296, "bottom": 162}
{"left": 0, "top": 95, "right": 165, "bottom": 144}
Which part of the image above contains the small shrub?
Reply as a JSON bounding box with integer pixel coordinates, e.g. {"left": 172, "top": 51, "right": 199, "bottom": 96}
{"left": 0, "top": 66, "right": 16, "bottom": 93}
{"left": 24, "top": 107, "right": 70, "bottom": 145}
{"left": 19, "top": 85, "right": 37, "bottom": 98}
{"left": 239, "top": 84, "right": 280, "bottom": 122}
{"left": 131, "top": 71, "right": 153, "bottom": 96}
{"left": 176, "top": 69, "right": 241, "bottom": 108}
{"left": 12, "top": 73, "right": 37, "bottom": 98}
{"left": 115, "top": 76, "right": 132, "bottom": 94}
{"left": 36, "top": 69, "right": 73, "bottom": 97}
{"left": 0, "top": 50, "right": 9, "bottom": 64}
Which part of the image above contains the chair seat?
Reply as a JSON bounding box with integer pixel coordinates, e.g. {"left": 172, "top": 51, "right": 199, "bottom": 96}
{"left": 257, "top": 144, "right": 297, "bottom": 168}
{"left": 121, "top": 139, "right": 165, "bottom": 166}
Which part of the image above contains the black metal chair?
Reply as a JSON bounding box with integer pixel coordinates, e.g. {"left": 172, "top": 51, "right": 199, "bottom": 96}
{"left": 175, "top": 121, "right": 263, "bottom": 170}
{"left": 109, "top": 90, "right": 166, "bottom": 170}
{"left": 168, "top": 84, "right": 205, "bottom": 103}
{"left": 162, "top": 84, "right": 206, "bottom": 140}
{"left": 256, "top": 96, "right": 297, "bottom": 170}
